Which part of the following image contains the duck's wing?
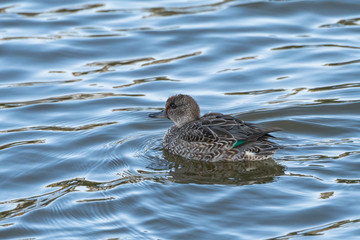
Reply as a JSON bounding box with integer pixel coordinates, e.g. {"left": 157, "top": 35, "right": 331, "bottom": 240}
{"left": 181, "top": 113, "right": 280, "bottom": 147}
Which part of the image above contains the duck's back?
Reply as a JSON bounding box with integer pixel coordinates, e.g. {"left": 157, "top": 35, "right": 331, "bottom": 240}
{"left": 163, "top": 113, "right": 281, "bottom": 162}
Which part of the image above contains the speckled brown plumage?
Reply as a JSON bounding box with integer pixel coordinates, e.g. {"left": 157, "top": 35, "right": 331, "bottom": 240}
{"left": 150, "top": 94, "right": 281, "bottom": 162}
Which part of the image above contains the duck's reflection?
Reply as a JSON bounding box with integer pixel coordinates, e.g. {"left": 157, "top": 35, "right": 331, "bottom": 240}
{"left": 163, "top": 150, "right": 285, "bottom": 185}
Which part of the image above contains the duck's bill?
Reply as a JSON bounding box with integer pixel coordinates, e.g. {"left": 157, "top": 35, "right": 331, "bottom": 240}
{"left": 149, "top": 110, "right": 166, "bottom": 118}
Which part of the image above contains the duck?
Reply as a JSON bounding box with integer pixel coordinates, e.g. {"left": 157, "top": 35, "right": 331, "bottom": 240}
{"left": 149, "top": 94, "right": 281, "bottom": 162}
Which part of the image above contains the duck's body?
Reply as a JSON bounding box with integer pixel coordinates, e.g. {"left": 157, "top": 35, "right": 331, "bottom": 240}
{"left": 150, "top": 94, "right": 281, "bottom": 162}
{"left": 163, "top": 112, "right": 280, "bottom": 162}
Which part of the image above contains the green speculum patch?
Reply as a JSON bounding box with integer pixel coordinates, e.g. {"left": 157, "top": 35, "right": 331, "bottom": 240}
{"left": 232, "top": 140, "right": 246, "bottom": 148}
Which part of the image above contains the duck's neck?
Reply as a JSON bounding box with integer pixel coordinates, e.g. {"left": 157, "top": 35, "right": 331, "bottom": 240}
{"left": 174, "top": 115, "right": 199, "bottom": 128}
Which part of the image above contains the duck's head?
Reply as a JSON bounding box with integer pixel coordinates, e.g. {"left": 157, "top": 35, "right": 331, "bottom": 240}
{"left": 149, "top": 94, "right": 200, "bottom": 127}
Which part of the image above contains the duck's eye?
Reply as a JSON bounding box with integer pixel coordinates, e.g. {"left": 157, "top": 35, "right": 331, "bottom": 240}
{"left": 169, "top": 103, "right": 177, "bottom": 109}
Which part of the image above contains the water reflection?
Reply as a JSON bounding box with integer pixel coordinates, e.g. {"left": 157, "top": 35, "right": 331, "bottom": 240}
{"left": 0, "top": 122, "right": 117, "bottom": 134}
{"left": 324, "top": 59, "right": 360, "bottom": 67}
{"left": 0, "top": 5, "right": 14, "bottom": 14}
{"left": 319, "top": 191, "right": 334, "bottom": 199}
{"left": 73, "top": 51, "right": 201, "bottom": 77}
{"left": 272, "top": 218, "right": 360, "bottom": 239}
{"left": 86, "top": 57, "right": 155, "bottom": 68}
{"left": 0, "top": 174, "right": 157, "bottom": 221}
{"left": 141, "top": 51, "right": 202, "bottom": 66}
{"left": 272, "top": 44, "right": 360, "bottom": 51}
{"left": 336, "top": 179, "right": 360, "bottom": 184}
{"left": 0, "top": 139, "right": 45, "bottom": 151}
{"left": 0, "top": 93, "right": 144, "bottom": 109}
{"left": 1, "top": 36, "right": 62, "bottom": 41}
{"left": 145, "top": 0, "right": 234, "bottom": 17}
{"left": 225, "top": 88, "right": 285, "bottom": 95}
{"left": 0, "top": 79, "right": 81, "bottom": 88}
{"left": 308, "top": 83, "right": 360, "bottom": 92}
{"left": 74, "top": 57, "right": 155, "bottom": 76}
{"left": 0, "top": 183, "right": 72, "bottom": 221}
{"left": 17, "top": 4, "right": 104, "bottom": 18}
{"left": 320, "top": 17, "right": 360, "bottom": 28}
{"left": 0, "top": 152, "right": 285, "bottom": 222}
{"left": 73, "top": 66, "right": 112, "bottom": 76}
{"left": 113, "top": 76, "right": 179, "bottom": 89}
{"left": 163, "top": 150, "right": 285, "bottom": 185}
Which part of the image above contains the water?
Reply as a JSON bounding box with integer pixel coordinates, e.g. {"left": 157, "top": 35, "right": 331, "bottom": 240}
{"left": 1, "top": 0, "right": 360, "bottom": 239}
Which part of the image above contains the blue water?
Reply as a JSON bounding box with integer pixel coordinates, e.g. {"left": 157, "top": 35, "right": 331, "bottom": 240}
{"left": 1, "top": 0, "right": 360, "bottom": 239}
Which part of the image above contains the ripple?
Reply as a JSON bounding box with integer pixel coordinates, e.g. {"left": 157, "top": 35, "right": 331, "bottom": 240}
{"left": 272, "top": 44, "right": 360, "bottom": 51}
{"left": 0, "top": 5, "right": 15, "bottom": 14}
{"left": 324, "top": 58, "right": 360, "bottom": 67}
{"left": 144, "top": 5, "right": 215, "bottom": 18}
{"left": 113, "top": 76, "right": 180, "bottom": 89}
{"left": 2, "top": 0, "right": 360, "bottom": 238}
{"left": 16, "top": 4, "right": 105, "bottom": 18}
{"left": 72, "top": 51, "right": 202, "bottom": 77}
{"left": 47, "top": 177, "right": 142, "bottom": 192}
{"left": 1, "top": 35, "right": 62, "bottom": 41}
{"left": 0, "top": 122, "right": 117, "bottom": 134}
{"left": 112, "top": 106, "right": 162, "bottom": 112}
{"left": 0, "top": 139, "right": 45, "bottom": 151}
{"left": 225, "top": 88, "right": 285, "bottom": 95}
{"left": 272, "top": 218, "right": 360, "bottom": 239}
{"left": 0, "top": 79, "right": 82, "bottom": 88}
{"left": 0, "top": 93, "right": 144, "bottom": 109}
{"left": 99, "top": 0, "right": 235, "bottom": 18}
{"left": 308, "top": 82, "right": 360, "bottom": 92}
{"left": 141, "top": 51, "right": 202, "bottom": 66}
{"left": 113, "top": 27, "right": 152, "bottom": 32}
{"left": 235, "top": 56, "right": 257, "bottom": 61}
{"left": 72, "top": 66, "right": 113, "bottom": 77}
{"left": 73, "top": 57, "right": 155, "bottom": 76}
{"left": 320, "top": 17, "right": 360, "bottom": 28}
{"left": 0, "top": 184, "right": 71, "bottom": 221}
{"left": 0, "top": 173, "right": 156, "bottom": 222}
{"left": 86, "top": 57, "right": 155, "bottom": 68}
{"left": 336, "top": 179, "right": 360, "bottom": 184}
{"left": 76, "top": 197, "right": 115, "bottom": 203}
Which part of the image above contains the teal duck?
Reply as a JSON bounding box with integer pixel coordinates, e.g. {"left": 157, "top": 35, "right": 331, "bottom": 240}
{"left": 149, "top": 94, "right": 281, "bottom": 162}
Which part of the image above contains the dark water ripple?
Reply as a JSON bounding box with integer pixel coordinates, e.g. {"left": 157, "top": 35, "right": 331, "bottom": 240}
{"left": 1, "top": 0, "right": 360, "bottom": 239}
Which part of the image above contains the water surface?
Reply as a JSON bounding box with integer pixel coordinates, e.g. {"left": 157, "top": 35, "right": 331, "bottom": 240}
{"left": 1, "top": 0, "right": 360, "bottom": 239}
